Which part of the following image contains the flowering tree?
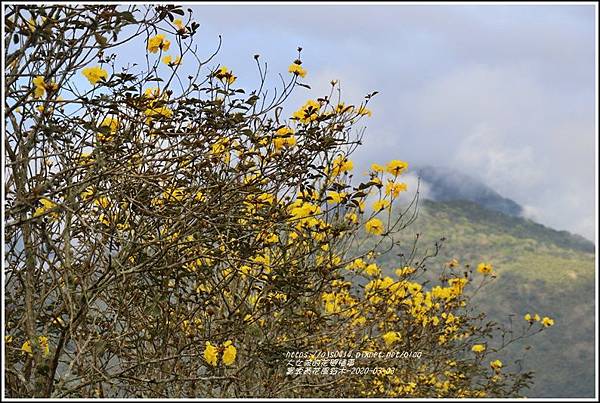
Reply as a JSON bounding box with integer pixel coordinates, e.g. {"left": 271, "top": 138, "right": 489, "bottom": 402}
{"left": 3, "top": 4, "right": 553, "bottom": 398}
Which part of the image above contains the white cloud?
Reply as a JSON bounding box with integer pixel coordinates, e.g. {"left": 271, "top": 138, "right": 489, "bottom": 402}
{"left": 403, "top": 171, "right": 433, "bottom": 202}
{"left": 191, "top": 4, "right": 596, "bottom": 241}
{"left": 521, "top": 204, "right": 543, "bottom": 222}
{"left": 453, "top": 125, "right": 544, "bottom": 195}
{"left": 401, "top": 62, "right": 595, "bottom": 241}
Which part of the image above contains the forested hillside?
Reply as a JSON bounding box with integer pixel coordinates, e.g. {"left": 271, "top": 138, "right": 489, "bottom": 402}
{"left": 379, "top": 198, "right": 595, "bottom": 397}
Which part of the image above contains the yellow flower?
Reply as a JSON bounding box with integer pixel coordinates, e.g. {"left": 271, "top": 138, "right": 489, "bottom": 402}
{"left": 98, "top": 213, "right": 111, "bottom": 226}
{"left": 345, "top": 212, "right": 358, "bottom": 224}
{"left": 357, "top": 105, "right": 372, "bottom": 117}
{"left": 21, "top": 336, "right": 50, "bottom": 357}
{"left": 5, "top": 335, "right": 13, "bottom": 343}
{"left": 288, "top": 62, "right": 307, "bottom": 78}
{"left": 222, "top": 340, "right": 237, "bottom": 365}
{"left": 386, "top": 160, "right": 408, "bottom": 176}
{"left": 33, "top": 198, "right": 59, "bottom": 221}
{"left": 97, "top": 116, "right": 119, "bottom": 143}
{"left": 173, "top": 18, "right": 186, "bottom": 32}
{"left": 94, "top": 196, "right": 111, "bottom": 209}
{"left": 96, "top": 132, "right": 114, "bottom": 143}
{"left": 471, "top": 344, "right": 486, "bottom": 353}
{"left": 38, "top": 336, "right": 50, "bottom": 357}
{"left": 81, "top": 66, "right": 108, "bottom": 85}
{"left": 273, "top": 127, "right": 296, "bottom": 150}
{"left": 78, "top": 152, "right": 94, "bottom": 166}
{"left": 395, "top": 266, "right": 415, "bottom": 277}
{"left": 365, "top": 218, "right": 384, "bottom": 235}
{"left": 147, "top": 34, "right": 171, "bottom": 53}
{"left": 32, "top": 76, "right": 46, "bottom": 98}
{"left": 365, "top": 263, "right": 380, "bottom": 277}
{"left": 490, "top": 359, "right": 503, "bottom": 370}
{"left": 346, "top": 258, "right": 367, "bottom": 271}
{"left": 385, "top": 181, "right": 408, "bottom": 198}
{"left": 145, "top": 105, "right": 173, "bottom": 124}
{"left": 382, "top": 331, "right": 401, "bottom": 346}
{"left": 371, "top": 163, "right": 384, "bottom": 173}
{"left": 288, "top": 200, "right": 321, "bottom": 223}
{"left": 144, "top": 87, "right": 162, "bottom": 99}
{"left": 327, "top": 191, "right": 345, "bottom": 204}
{"left": 328, "top": 155, "right": 354, "bottom": 177}
{"left": 541, "top": 317, "right": 555, "bottom": 327}
{"left": 204, "top": 341, "right": 218, "bottom": 366}
{"left": 448, "top": 277, "right": 468, "bottom": 294}
{"left": 162, "top": 55, "right": 182, "bottom": 66}
{"left": 214, "top": 66, "right": 237, "bottom": 85}
{"left": 21, "top": 340, "right": 32, "bottom": 356}
{"left": 211, "top": 137, "right": 230, "bottom": 156}
{"left": 163, "top": 187, "right": 185, "bottom": 203}
{"left": 264, "top": 232, "right": 279, "bottom": 244}
{"left": 448, "top": 258, "right": 459, "bottom": 268}
{"left": 476, "top": 262, "right": 493, "bottom": 275}
{"left": 524, "top": 313, "right": 533, "bottom": 323}
{"left": 195, "top": 191, "right": 206, "bottom": 202}
{"left": 372, "top": 199, "right": 390, "bottom": 211}
{"left": 256, "top": 193, "right": 275, "bottom": 205}
{"left": 27, "top": 18, "right": 36, "bottom": 32}
{"left": 407, "top": 282, "right": 422, "bottom": 294}
{"left": 534, "top": 313, "right": 541, "bottom": 322}
{"left": 292, "top": 100, "right": 321, "bottom": 124}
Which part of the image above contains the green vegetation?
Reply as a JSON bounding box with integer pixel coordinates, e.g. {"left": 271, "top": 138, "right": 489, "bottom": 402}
{"left": 381, "top": 199, "right": 595, "bottom": 397}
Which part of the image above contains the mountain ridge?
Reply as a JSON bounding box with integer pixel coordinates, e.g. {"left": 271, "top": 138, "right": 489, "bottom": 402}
{"left": 416, "top": 165, "right": 524, "bottom": 217}
{"left": 415, "top": 165, "right": 594, "bottom": 247}
{"left": 418, "top": 199, "right": 595, "bottom": 254}
{"left": 380, "top": 197, "right": 595, "bottom": 397}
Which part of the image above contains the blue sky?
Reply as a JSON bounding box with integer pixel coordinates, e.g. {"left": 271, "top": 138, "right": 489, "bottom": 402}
{"left": 180, "top": 4, "right": 596, "bottom": 240}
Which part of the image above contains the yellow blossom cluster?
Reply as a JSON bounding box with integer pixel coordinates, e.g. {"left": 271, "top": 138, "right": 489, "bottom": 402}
{"left": 81, "top": 66, "right": 108, "bottom": 85}
{"left": 32, "top": 76, "right": 46, "bottom": 98}
{"left": 214, "top": 66, "right": 237, "bottom": 85}
{"left": 365, "top": 218, "right": 384, "bottom": 235}
{"left": 173, "top": 18, "right": 186, "bottom": 32}
{"left": 292, "top": 99, "right": 321, "bottom": 124}
{"left": 21, "top": 336, "right": 50, "bottom": 357}
{"left": 273, "top": 127, "right": 297, "bottom": 151}
{"left": 147, "top": 34, "right": 171, "bottom": 53}
{"left": 524, "top": 312, "right": 555, "bottom": 327}
{"left": 204, "top": 341, "right": 237, "bottom": 366}
{"left": 385, "top": 180, "right": 407, "bottom": 198}
{"left": 97, "top": 116, "right": 119, "bottom": 143}
{"left": 288, "top": 61, "right": 307, "bottom": 78}
{"left": 162, "top": 54, "right": 182, "bottom": 66}
{"left": 476, "top": 262, "right": 494, "bottom": 275}
{"left": 33, "top": 198, "right": 60, "bottom": 221}
{"left": 145, "top": 104, "right": 173, "bottom": 125}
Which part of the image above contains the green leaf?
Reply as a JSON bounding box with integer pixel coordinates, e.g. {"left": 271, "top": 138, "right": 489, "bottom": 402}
{"left": 119, "top": 11, "right": 137, "bottom": 24}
